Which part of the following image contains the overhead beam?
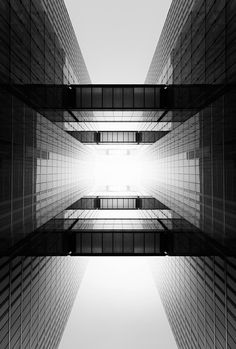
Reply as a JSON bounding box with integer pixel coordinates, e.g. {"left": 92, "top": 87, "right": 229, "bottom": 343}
{"left": 68, "top": 131, "right": 169, "bottom": 144}
{"left": 67, "top": 196, "right": 168, "bottom": 210}
{"left": 6, "top": 229, "right": 227, "bottom": 256}
{"left": 6, "top": 84, "right": 228, "bottom": 111}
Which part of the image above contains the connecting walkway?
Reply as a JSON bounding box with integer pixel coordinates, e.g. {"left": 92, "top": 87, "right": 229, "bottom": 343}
{"left": 7, "top": 83, "right": 226, "bottom": 111}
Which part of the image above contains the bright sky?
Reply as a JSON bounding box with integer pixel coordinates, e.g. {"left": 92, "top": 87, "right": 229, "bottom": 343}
{"left": 59, "top": 258, "right": 177, "bottom": 349}
{"left": 59, "top": 1, "right": 177, "bottom": 348}
{"left": 64, "top": 0, "right": 172, "bottom": 83}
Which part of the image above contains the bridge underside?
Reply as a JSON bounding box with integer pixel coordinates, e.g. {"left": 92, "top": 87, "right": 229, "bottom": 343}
{"left": 5, "top": 197, "right": 233, "bottom": 257}
{"left": 1, "top": 84, "right": 235, "bottom": 257}
{"left": 9, "top": 84, "right": 226, "bottom": 110}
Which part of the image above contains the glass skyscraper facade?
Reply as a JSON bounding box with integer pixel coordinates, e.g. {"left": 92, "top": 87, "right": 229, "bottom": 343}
{"left": 0, "top": 256, "right": 87, "bottom": 349}
{"left": 150, "top": 256, "right": 236, "bottom": 349}
{"left": 0, "top": 1, "right": 89, "bottom": 348}
{"left": 144, "top": 0, "right": 236, "bottom": 244}
{"left": 0, "top": 0, "right": 92, "bottom": 248}
{"left": 147, "top": 0, "right": 236, "bottom": 348}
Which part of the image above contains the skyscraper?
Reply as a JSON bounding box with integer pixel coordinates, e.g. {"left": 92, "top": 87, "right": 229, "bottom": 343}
{"left": 146, "top": 0, "right": 236, "bottom": 348}
{"left": 0, "top": 1, "right": 89, "bottom": 348}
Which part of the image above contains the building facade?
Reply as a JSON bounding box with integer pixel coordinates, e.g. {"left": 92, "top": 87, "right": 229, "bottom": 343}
{"left": 0, "top": 256, "right": 88, "bottom": 349}
{"left": 0, "top": 0, "right": 92, "bottom": 249}
{"left": 0, "top": 1, "right": 89, "bottom": 348}
{"left": 144, "top": 0, "right": 236, "bottom": 245}
{"left": 147, "top": 0, "right": 236, "bottom": 348}
{"left": 150, "top": 256, "right": 236, "bottom": 349}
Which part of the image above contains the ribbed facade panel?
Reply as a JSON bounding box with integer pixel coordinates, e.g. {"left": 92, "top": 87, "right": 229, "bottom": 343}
{"left": 150, "top": 257, "right": 236, "bottom": 349}
{"left": 0, "top": 256, "right": 88, "bottom": 349}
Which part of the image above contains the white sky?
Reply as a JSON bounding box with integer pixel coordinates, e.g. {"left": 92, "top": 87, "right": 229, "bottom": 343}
{"left": 59, "top": 1, "right": 177, "bottom": 348}
{"left": 65, "top": 0, "right": 172, "bottom": 83}
{"left": 59, "top": 258, "right": 177, "bottom": 349}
